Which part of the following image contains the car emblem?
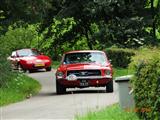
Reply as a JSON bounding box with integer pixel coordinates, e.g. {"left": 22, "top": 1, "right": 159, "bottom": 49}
{"left": 81, "top": 71, "right": 88, "bottom": 76}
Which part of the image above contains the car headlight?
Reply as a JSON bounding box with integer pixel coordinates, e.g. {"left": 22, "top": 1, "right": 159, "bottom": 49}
{"left": 67, "top": 74, "right": 77, "bottom": 81}
{"left": 36, "top": 59, "right": 43, "bottom": 62}
{"left": 56, "top": 72, "right": 64, "bottom": 79}
{"left": 26, "top": 61, "right": 33, "bottom": 64}
{"left": 44, "top": 60, "right": 50, "bottom": 62}
{"left": 105, "top": 70, "right": 111, "bottom": 75}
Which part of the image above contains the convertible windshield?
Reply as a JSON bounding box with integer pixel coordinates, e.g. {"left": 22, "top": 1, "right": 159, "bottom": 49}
{"left": 17, "top": 49, "right": 39, "bottom": 57}
{"left": 63, "top": 52, "right": 107, "bottom": 65}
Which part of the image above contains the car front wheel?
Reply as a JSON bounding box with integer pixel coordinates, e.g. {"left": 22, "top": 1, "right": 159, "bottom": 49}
{"left": 17, "top": 64, "right": 26, "bottom": 73}
{"left": 106, "top": 80, "right": 113, "bottom": 93}
{"left": 56, "top": 80, "right": 66, "bottom": 94}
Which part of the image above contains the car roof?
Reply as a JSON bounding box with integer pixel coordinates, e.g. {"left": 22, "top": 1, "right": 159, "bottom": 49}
{"left": 64, "top": 50, "right": 105, "bottom": 54}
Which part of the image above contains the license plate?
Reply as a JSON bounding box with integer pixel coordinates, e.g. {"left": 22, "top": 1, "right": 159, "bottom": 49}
{"left": 35, "top": 63, "right": 45, "bottom": 67}
{"left": 80, "top": 80, "right": 88, "bottom": 86}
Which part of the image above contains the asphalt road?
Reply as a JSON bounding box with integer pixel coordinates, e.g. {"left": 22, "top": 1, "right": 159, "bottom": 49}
{"left": 1, "top": 69, "right": 118, "bottom": 120}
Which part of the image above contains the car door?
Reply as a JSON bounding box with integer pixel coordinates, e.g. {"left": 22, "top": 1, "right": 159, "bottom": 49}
{"left": 9, "top": 51, "right": 18, "bottom": 69}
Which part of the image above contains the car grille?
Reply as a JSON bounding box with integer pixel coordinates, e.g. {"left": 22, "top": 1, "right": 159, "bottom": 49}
{"left": 67, "top": 70, "right": 101, "bottom": 77}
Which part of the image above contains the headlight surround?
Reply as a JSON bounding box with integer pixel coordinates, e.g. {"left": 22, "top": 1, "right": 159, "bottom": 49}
{"left": 105, "top": 70, "right": 111, "bottom": 75}
{"left": 36, "top": 59, "right": 43, "bottom": 62}
{"left": 56, "top": 72, "right": 64, "bottom": 79}
{"left": 67, "top": 74, "right": 77, "bottom": 81}
{"left": 26, "top": 61, "right": 33, "bottom": 64}
{"left": 44, "top": 60, "right": 50, "bottom": 62}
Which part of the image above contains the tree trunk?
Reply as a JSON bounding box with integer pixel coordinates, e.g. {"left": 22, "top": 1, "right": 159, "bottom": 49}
{"left": 53, "top": 45, "right": 58, "bottom": 60}
{"left": 84, "top": 27, "right": 93, "bottom": 50}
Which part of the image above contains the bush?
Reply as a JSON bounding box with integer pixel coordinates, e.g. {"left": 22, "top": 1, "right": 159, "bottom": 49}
{"left": 0, "top": 24, "right": 39, "bottom": 52}
{"left": 106, "top": 48, "right": 135, "bottom": 68}
{"left": 129, "top": 48, "right": 160, "bottom": 119}
{"left": 0, "top": 46, "right": 13, "bottom": 88}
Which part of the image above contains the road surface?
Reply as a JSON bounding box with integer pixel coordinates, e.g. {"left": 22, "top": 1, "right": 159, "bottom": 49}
{"left": 1, "top": 69, "right": 118, "bottom": 120}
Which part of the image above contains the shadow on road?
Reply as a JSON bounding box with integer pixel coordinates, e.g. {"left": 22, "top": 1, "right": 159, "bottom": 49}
{"left": 38, "top": 92, "right": 57, "bottom": 96}
{"left": 37, "top": 90, "right": 108, "bottom": 97}
{"left": 66, "top": 90, "right": 106, "bottom": 94}
{"left": 28, "top": 69, "right": 47, "bottom": 73}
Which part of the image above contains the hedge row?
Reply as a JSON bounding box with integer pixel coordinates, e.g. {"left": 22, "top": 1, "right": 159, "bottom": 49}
{"left": 0, "top": 48, "right": 13, "bottom": 88}
{"left": 129, "top": 48, "right": 160, "bottom": 119}
{"left": 106, "top": 48, "right": 135, "bottom": 68}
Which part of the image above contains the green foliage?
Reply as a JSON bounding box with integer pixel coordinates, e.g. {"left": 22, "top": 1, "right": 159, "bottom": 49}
{"left": 75, "top": 104, "right": 139, "bottom": 120}
{"left": 0, "top": 45, "right": 14, "bottom": 88}
{"left": 0, "top": 24, "right": 40, "bottom": 88}
{"left": 130, "top": 48, "right": 160, "bottom": 119}
{"left": 1, "top": 0, "right": 160, "bottom": 50}
{"left": 37, "top": 18, "right": 77, "bottom": 59}
{"left": 0, "top": 24, "right": 39, "bottom": 52}
{"left": 0, "top": 73, "right": 41, "bottom": 106}
{"left": 113, "top": 67, "right": 134, "bottom": 78}
{"left": 0, "top": 0, "right": 52, "bottom": 23}
{"left": 106, "top": 47, "right": 136, "bottom": 68}
{"left": 42, "top": 0, "right": 160, "bottom": 48}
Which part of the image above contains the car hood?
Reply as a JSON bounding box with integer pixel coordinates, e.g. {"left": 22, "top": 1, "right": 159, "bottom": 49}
{"left": 59, "top": 63, "right": 110, "bottom": 71}
{"left": 20, "top": 55, "right": 50, "bottom": 61}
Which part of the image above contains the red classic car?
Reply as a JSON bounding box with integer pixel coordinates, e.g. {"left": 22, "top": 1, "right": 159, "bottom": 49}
{"left": 56, "top": 50, "right": 113, "bottom": 94}
{"left": 8, "top": 49, "right": 52, "bottom": 72}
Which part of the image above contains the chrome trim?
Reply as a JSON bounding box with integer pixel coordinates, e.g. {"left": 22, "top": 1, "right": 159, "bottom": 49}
{"left": 77, "top": 75, "right": 112, "bottom": 79}
{"left": 66, "top": 75, "right": 112, "bottom": 80}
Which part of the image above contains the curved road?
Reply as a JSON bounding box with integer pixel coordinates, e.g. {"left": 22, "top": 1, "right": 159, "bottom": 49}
{"left": 1, "top": 69, "right": 118, "bottom": 120}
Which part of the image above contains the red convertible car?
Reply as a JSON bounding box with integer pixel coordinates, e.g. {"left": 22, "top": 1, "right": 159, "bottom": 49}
{"left": 56, "top": 50, "right": 113, "bottom": 94}
{"left": 8, "top": 49, "right": 52, "bottom": 72}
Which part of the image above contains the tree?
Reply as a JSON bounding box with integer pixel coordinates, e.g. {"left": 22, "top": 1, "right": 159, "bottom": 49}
{"left": 0, "top": 24, "right": 39, "bottom": 52}
{"left": 0, "top": 0, "right": 52, "bottom": 33}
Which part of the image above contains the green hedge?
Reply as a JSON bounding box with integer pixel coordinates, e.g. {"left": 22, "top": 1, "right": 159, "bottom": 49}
{"left": 129, "top": 48, "right": 160, "bottom": 119}
{"left": 0, "top": 48, "right": 13, "bottom": 88}
{"left": 106, "top": 48, "right": 135, "bottom": 68}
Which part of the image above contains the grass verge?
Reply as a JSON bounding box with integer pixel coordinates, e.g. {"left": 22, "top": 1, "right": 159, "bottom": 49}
{"left": 113, "top": 67, "right": 134, "bottom": 78}
{"left": 75, "top": 104, "right": 139, "bottom": 120}
{"left": 0, "top": 73, "right": 41, "bottom": 106}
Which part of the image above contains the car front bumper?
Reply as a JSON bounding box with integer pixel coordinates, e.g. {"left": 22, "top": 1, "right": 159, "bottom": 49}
{"left": 22, "top": 62, "right": 51, "bottom": 70}
{"left": 57, "top": 75, "right": 112, "bottom": 88}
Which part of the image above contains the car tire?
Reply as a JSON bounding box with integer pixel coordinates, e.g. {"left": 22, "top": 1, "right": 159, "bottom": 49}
{"left": 29, "top": 69, "right": 35, "bottom": 73}
{"left": 106, "top": 80, "right": 113, "bottom": 93}
{"left": 56, "top": 80, "right": 66, "bottom": 94}
{"left": 46, "top": 66, "right": 51, "bottom": 71}
{"left": 17, "top": 64, "right": 26, "bottom": 73}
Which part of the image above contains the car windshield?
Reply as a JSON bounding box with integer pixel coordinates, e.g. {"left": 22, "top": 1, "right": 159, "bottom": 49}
{"left": 17, "top": 49, "right": 39, "bottom": 57}
{"left": 63, "top": 52, "right": 107, "bottom": 65}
